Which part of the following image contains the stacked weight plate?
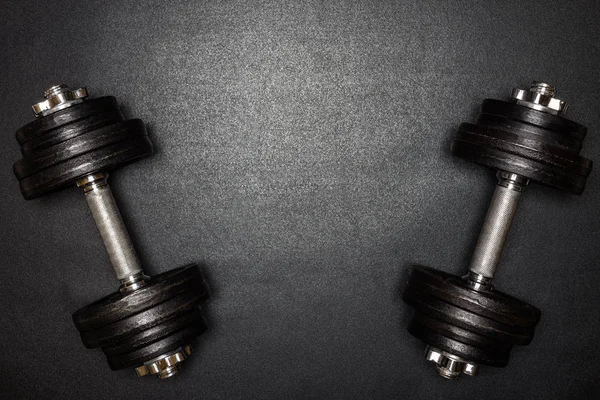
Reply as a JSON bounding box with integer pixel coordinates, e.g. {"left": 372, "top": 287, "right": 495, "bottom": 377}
{"left": 72, "top": 265, "right": 210, "bottom": 370}
{"left": 452, "top": 98, "right": 592, "bottom": 194}
{"left": 13, "top": 96, "right": 152, "bottom": 199}
{"left": 403, "top": 267, "right": 540, "bottom": 367}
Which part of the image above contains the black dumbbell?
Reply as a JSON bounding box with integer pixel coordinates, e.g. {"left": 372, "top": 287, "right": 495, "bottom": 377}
{"left": 12, "top": 85, "right": 210, "bottom": 379}
{"left": 402, "top": 82, "right": 593, "bottom": 379}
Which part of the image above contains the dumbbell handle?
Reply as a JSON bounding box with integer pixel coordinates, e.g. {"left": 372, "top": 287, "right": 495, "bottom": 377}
{"left": 469, "top": 172, "right": 529, "bottom": 280}
{"left": 77, "top": 173, "right": 146, "bottom": 286}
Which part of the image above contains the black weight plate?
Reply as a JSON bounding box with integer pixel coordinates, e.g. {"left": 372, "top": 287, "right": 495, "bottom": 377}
{"left": 413, "top": 313, "right": 509, "bottom": 353}
{"left": 14, "top": 119, "right": 147, "bottom": 179}
{"left": 102, "top": 309, "right": 206, "bottom": 357}
{"left": 451, "top": 98, "right": 593, "bottom": 194}
{"left": 18, "top": 135, "right": 153, "bottom": 199}
{"left": 107, "top": 325, "right": 203, "bottom": 370}
{"left": 73, "top": 264, "right": 208, "bottom": 332}
{"left": 407, "top": 319, "right": 509, "bottom": 367}
{"left": 21, "top": 110, "right": 124, "bottom": 155}
{"left": 451, "top": 137, "right": 589, "bottom": 194}
{"left": 480, "top": 99, "right": 587, "bottom": 141}
{"left": 475, "top": 113, "right": 583, "bottom": 153}
{"left": 452, "top": 99, "right": 592, "bottom": 194}
{"left": 16, "top": 97, "right": 120, "bottom": 145}
{"left": 80, "top": 288, "right": 204, "bottom": 349}
{"left": 406, "top": 266, "right": 540, "bottom": 328}
{"left": 403, "top": 288, "right": 535, "bottom": 345}
{"left": 456, "top": 123, "right": 591, "bottom": 175}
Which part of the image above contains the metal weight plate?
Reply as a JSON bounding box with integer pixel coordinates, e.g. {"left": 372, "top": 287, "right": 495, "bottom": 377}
{"left": 20, "top": 110, "right": 125, "bottom": 155}
{"left": 402, "top": 266, "right": 541, "bottom": 367}
{"left": 101, "top": 309, "right": 205, "bottom": 357}
{"left": 451, "top": 99, "right": 592, "bottom": 194}
{"left": 106, "top": 324, "right": 205, "bottom": 370}
{"left": 72, "top": 265, "right": 211, "bottom": 371}
{"left": 403, "top": 288, "right": 535, "bottom": 345}
{"left": 407, "top": 319, "right": 510, "bottom": 367}
{"left": 480, "top": 99, "right": 587, "bottom": 142}
{"left": 453, "top": 124, "right": 591, "bottom": 192}
{"left": 14, "top": 119, "right": 147, "bottom": 179}
{"left": 73, "top": 265, "right": 208, "bottom": 332}
{"left": 13, "top": 96, "right": 154, "bottom": 199}
{"left": 406, "top": 266, "right": 540, "bottom": 328}
{"left": 451, "top": 138, "right": 589, "bottom": 194}
{"left": 18, "top": 136, "right": 153, "bottom": 199}
{"left": 413, "top": 313, "right": 508, "bottom": 352}
{"left": 15, "top": 97, "right": 120, "bottom": 145}
{"left": 472, "top": 111, "right": 583, "bottom": 153}
{"left": 455, "top": 123, "right": 590, "bottom": 175}
{"left": 80, "top": 288, "right": 205, "bottom": 349}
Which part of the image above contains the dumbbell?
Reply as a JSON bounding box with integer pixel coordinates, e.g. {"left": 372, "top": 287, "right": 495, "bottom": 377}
{"left": 12, "top": 85, "right": 210, "bottom": 379}
{"left": 402, "top": 82, "right": 592, "bottom": 379}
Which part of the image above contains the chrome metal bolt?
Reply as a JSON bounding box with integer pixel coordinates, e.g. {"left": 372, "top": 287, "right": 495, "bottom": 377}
{"left": 511, "top": 81, "right": 567, "bottom": 115}
{"left": 135, "top": 345, "right": 193, "bottom": 379}
{"left": 32, "top": 83, "right": 88, "bottom": 117}
{"left": 463, "top": 363, "right": 478, "bottom": 376}
{"left": 425, "top": 347, "right": 443, "bottom": 363}
{"left": 529, "top": 81, "right": 555, "bottom": 96}
{"left": 44, "top": 84, "right": 69, "bottom": 98}
{"left": 424, "top": 347, "right": 478, "bottom": 380}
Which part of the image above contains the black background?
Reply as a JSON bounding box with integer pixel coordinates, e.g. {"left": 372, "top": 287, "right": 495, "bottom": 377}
{"left": 1, "top": 1, "right": 599, "bottom": 399}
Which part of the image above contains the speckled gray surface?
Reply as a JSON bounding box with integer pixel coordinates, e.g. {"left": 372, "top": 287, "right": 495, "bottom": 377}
{"left": 1, "top": 1, "right": 600, "bottom": 399}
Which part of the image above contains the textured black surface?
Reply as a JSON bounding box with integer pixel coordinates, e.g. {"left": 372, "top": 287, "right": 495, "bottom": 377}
{"left": 1, "top": 1, "right": 600, "bottom": 399}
